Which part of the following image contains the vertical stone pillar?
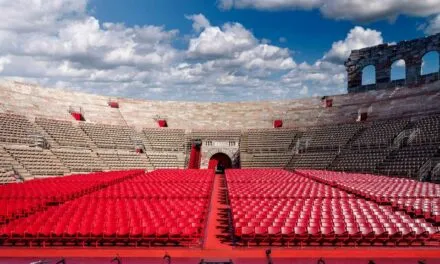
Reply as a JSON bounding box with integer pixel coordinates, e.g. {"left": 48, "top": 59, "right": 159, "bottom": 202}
{"left": 376, "top": 59, "right": 391, "bottom": 89}
{"left": 347, "top": 65, "right": 362, "bottom": 91}
{"left": 406, "top": 56, "right": 422, "bottom": 85}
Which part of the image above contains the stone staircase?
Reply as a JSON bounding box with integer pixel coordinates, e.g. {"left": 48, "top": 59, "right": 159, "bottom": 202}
{"left": 32, "top": 122, "right": 59, "bottom": 148}
{"left": 0, "top": 145, "right": 32, "bottom": 180}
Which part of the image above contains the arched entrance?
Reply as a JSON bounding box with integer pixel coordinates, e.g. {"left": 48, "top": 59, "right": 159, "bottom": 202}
{"left": 208, "top": 153, "right": 232, "bottom": 169}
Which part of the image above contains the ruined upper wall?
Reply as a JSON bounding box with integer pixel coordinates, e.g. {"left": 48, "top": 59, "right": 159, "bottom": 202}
{"left": 345, "top": 33, "right": 440, "bottom": 93}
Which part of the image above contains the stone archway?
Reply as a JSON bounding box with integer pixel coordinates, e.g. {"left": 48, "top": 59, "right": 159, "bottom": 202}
{"left": 208, "top": 153, "right": 232, "bottom": 169}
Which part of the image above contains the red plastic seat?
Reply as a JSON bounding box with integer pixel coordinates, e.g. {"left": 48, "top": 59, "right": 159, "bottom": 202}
{"left": 294, "top": 226, "right": 308, "bottom": 246}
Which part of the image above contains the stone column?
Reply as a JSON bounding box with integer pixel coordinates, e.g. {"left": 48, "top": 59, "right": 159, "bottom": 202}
{"left": 347, "top": 65, "right": 362, "bottom": 91}
{"left": 376, "top": 59, "right": 391, "bottom": 89}
{"left": 406, "top": 56, "right": 422, "bottom": 85}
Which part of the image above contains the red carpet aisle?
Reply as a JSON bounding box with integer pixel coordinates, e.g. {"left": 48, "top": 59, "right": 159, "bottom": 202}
{"left": 203, "top": 174, "right": 231, "bottom": 250}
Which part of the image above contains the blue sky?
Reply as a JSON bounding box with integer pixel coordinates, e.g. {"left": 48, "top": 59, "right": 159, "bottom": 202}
{"left": 0, "top": 0, "right": 439, "bottom": 101}
{"left": 89, "top": 0, "right": 428, "bottom": 63}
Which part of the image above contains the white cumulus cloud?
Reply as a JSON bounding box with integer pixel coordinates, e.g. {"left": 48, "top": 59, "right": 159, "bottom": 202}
{"left": 423, "top": 14, "right": 440, "bottom": 35}
{"left": 0, "top": 1, "right": 386, "bottom": 101}
{"left": 186, "top": 14, "right": 211, "bottom": 32}
{"left": 323, "top": 26, "right": 384, "bottom": 64}
{"left": 219, "top": 0, "right": 440, "bottom": 22}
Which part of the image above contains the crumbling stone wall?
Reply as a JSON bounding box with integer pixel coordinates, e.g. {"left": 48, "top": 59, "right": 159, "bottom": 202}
{"left": 345, "top": 33, "right": 440, "bottom": 93}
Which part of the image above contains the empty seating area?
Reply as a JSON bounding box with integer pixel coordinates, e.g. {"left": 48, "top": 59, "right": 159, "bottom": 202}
{"left": 98, "top": 151, "right": 150, "bottom": 170}
{"left": 5, "top": 146, "right": 67, "bottom": 177}
{"left": 80, "top": 123, "right": 135, "bottom": 149}
{"left": 0, "top": 113, "right": 33, "bottom": 144}
{"left": 143, "top": 128, "right": 185, "bottom": 151}
{"left": 246, "top": 129, "right": 297, "bottom": 152}
{"left": 299, "top": 170, "right": 440, "bottom": 224}
{"left": 0, "top": 167, "right": 16, "bottom": 185}
{"left": 148, "top": 153, "right": 184, "bottom": 168}
{"left": 228, "top": 169, "right": 440, "bottom": 247}
{"left": 0, "top": 150, "right": 17, "bottom": 184}
{"left": 0, "top": 170, "right": 142, "bottom": 224}
{"left": 302, "top": 124, "right": 363, "bottom": 149}
{"left": 241, "top": 153, "right": 291, "bottom": 168}
{"left": 302, "top": 123, "right": 363, "bottom": 150}
{"left": 377, "top": 145, "right": 439, "bottom": 177}
{"left": 411, "top": 115, "right": 440, "bottom": 145}
{"left": 351, "top": 119, "right": 409, "bottom": 148}
{"left": 36, "top": 118, "right": 89, "bottom": 147}
{"left": 0, "top": 169, "right": 212, "bottom": 247}
{"left": 286, "top": 151, "right": 338, "bottom": 170}
{"left": 52, "top": 149, "right": 103, "bottom": 173}
{"left": 331, "top": 148, "right": 391, "bottom": 172}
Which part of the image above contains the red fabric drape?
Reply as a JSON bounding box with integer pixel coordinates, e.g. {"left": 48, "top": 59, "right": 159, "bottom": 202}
{"left": 108, "top": 101, "right": 119, "bottom": 108}
{"left": 188, "top": 145, "right": 201, "bottom": 169}
{"left": 158, "top": 120, "right": 168, "bottom": 127}
{"left": 71, "top": 112, "right": 84, "bottom": 121}
{"left": 273, "top": 120, "right": 283, "bottom": 128}
{"left": 325, "top": 98, "right": 333, "bottom": 107}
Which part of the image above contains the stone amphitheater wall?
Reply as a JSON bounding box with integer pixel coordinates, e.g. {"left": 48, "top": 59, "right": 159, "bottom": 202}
{"left": 0, "top": 79, "right": 439, "bottom": 130}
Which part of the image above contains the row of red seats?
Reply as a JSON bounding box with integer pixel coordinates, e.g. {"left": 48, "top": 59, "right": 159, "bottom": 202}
{"left": 298, "top": 170, "right": 440, "bottom": 220}
{"left": 226, "top": 169, "right": 312, "bottom": 183}
{"left": 226, "top": 169, "right": 440, "bottom": 247}
{"left": 0, "top": 196, "right": 208, "bottom": 246}
{"left": 127, "top": 169, "right": 214, "bottom": 183}
{"left": 298, "top": 170, "right": 440, "bottom": 198}
{"left": 0, "top": 199, "right": 46, "bottom": 224}
{"left": 0, "top": 169, "right": 215, "bottom": 247}
{"left": 228, "top": 182, "right": 353, "bottom": 198}
{"left": 390, "top": 198, "right": 440, "bottom": 223}
{"left": 232, "top": 198, "right": 440, "bottom": 246}
{"left": 90, "top": 182, "right": 212, "bottom": 198}
{"left": 0, "top": 170, "right": 144, "bottom": 199}
{"left": 235, "top": 224, "right": 439, "bottom": 247}
{"left": 0, "top": 170, "right": 144, "bottom": 223}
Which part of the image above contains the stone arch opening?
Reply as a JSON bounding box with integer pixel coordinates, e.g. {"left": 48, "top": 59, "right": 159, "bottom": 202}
{"left": 391, "top": 59, "right": 406, "bottom": 81}
{"left": 361, "top": 65, "right": 376, "bottom": 85}
{"left": 421, "top": 51, "right": 440, "bottom": 75}
{"left": 208, "top": 152, "right": 232, "bottom": 170}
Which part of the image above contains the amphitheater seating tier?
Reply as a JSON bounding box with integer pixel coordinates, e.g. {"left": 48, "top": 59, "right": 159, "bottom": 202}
{"left": 331, "top": 148, "right": 391, "bottom": 172}
{"left": 147, "top": 153, "right": 185, "bottom": 169}
{"left": 35, "top": 118, "right": 89, "bottom": 148}
{"left": 298, "top": 170, "right": 440, "bottom": 224}
{"left": 246, "top": 129, "right": 297, "bottom": 152}
{"left": 52, "top": 148, "right": 104, "bottom": 173}
{"left": 0, "top": 169, "right": 213, "bottom": 247}
{"left": 5, "top": 146, "right": 67, "bottom": 177}
{"left": 0, "top": 113, "right": 34, "bottom": 144}
{"left": 410, "top": 115, "right": 440, "bottom": 145}
{"left": 80, "top": 123, "right": 135, "bottom": 149}
{"left": 228, "top": 169, "right": 440, "bottom": 247}
{"left": 240, "top": 153, "right": 291, "bottom": 168}
{"left": 143, "top": 128, "right": 185, "bottom": 151}
{"left": 301, "top": 123, "right": 363, "bottom": 150}
{"left": 286, "top": 151, "right": 338, "bottom": 170}
{"left": 377, "top": 145, "right": 439, "bottom": 177}
{"left": 97, "top": 150, "right": 151, "bottom": 170}
{"left": 351, "top": 119, "right": 409, "bottom": 148}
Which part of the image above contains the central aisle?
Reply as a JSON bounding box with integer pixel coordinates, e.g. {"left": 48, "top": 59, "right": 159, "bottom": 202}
{"left": 203, "top": 174, "right": 232, "bottom": 249}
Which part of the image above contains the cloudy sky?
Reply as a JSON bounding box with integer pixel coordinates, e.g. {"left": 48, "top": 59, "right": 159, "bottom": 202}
{"left": 0, "top": 0, "right": 439, "bottom": 101}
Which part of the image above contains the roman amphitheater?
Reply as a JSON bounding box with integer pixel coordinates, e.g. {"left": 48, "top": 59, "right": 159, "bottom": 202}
{"left": 0, "top": 34, "right": 439, "bottom": 264}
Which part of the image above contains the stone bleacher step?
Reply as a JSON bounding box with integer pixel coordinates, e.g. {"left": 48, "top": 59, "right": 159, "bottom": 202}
{"left": 32, "top": 122, "right": 60, "bottom": 148}
{"left": 0, "top": 146, "right": 32, "bottom": 180}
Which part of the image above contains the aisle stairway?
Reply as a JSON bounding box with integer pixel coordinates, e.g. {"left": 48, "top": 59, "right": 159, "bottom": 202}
{"left": 203, "top": 174, "right": 234, "bottom": 249}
